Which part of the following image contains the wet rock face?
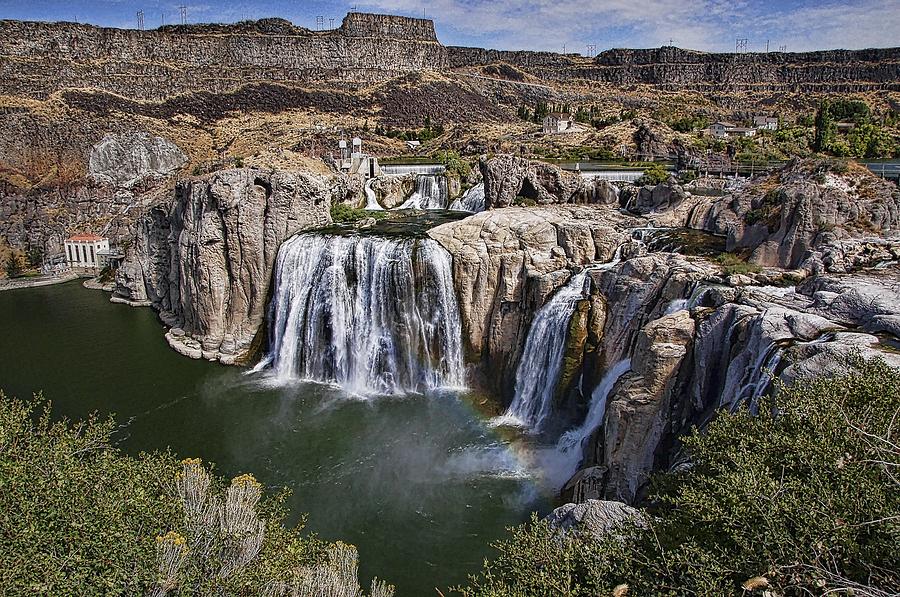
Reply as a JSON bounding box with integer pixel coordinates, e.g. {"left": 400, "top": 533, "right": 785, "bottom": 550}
{"left": 428, "top": 205, "right": 638, "bottom": 396}
{"left": 113, "top": 168, "right": 332, "bottom": 364}
{"left": 88, "top": 133, "right": 187, "bottom": 188}
{"left": 621, "top": 177, "right": 687, "bottom": 215}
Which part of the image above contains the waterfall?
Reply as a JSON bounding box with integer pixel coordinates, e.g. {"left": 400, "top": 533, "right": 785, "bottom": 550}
{"left": 399, "top": 174, "right": 449, "bottom": 210}
{"left": 498, "top": 272, "right": 589, "bottom": 431}
{"left": 556, "top": 359, "right": 632, "bottom": 474}
{"left": 449, "top": 183, "right": 486, "bottom": 213}
{"left": 363, "top": 179, "right": 383, "bottom": 211}
{"left": 265, "top": 233, "right": 465, "bottom": 395}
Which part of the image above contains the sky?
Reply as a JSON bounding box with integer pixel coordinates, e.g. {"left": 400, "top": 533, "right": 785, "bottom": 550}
{"left": 1, "top": 0, "right": 898, "bottom": 53}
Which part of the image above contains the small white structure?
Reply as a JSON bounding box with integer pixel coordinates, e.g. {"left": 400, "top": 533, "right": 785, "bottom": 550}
{"left": 753, "top": 115, "right": 778, "bottom": 130}
{"left": 336, "top": 137, "right": 381, "bottom": 178}
{"left": 64, "top": 233, "right": 109, "bottom": 271}
{"left": 405, "top": 140, "right": 421, "bottom": 150}
{"left": 709, "top": 121, "right": 757, "bottom": 139}
{"left": 543, "top": 112, "right": 574, "bottom": 134}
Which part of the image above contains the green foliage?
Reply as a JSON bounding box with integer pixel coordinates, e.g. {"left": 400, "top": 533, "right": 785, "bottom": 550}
{"left": 828, "top": 99, "right": 871, "bottom": 123}
{"left": 4, "top": 253, "right": 23, "bottom": 278}
{"left": 462, "top": 359, "right": 900, "bottom": 596}
{"left": 26, "top": 246, "right": 43, "bottom": 268}
{"left": 517, "top": 104, "right": 531, "bottom": 121}
{"left": 233, "top": 156, "right": 244, "bottom": 168}
{"left": 669, "top": 114, "right": 709, "bottom": 133}
{"left": 847, "top": 123, "right": 896, "bottom": 158}
{"left": 330, "top": 203, "right": 387, "bottom": 223}
{"left": 814, "top": 99, "right": 834, "bottom": 153}
{"left": 0, "top": 393, "right": 393, "bottom": 596}
{"left": 441, "top": 151, "right": 472, "bottom": 180}
{"left": 639, "top": 163, "right": 670, "bottom": 186}
{"left": 713, "top": 252, "right": 762, "bottom": 276}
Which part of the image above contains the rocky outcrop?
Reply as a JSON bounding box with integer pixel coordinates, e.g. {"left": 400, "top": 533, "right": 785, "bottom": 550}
{"left": 428, "top": 205, "right": 638, "bottom": 395}
{"left": 621, "top": 177, "right": 687, "bottom": 214}
{"left": 696, "top": 160, "right": 900, "bottom": 269}
{"left": 88, "top": 133, "right": 187, "bottom": 188}
{"left": 479, "top": 155, "right": 621, "bottom": 209}
{"left": 369, "top": 174, "right": 416, "bottom": 209}
{"left": 566, "top": 254, "right": 900, "bottom": 503}
{"left": 545, "top": 499, "right": 645, "bottom": 540}
{"left": 113, "top": 168, "right": 332, "bottom": 364}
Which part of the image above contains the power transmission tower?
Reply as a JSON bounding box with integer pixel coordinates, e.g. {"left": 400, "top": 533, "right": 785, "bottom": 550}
{"left": 179, "top": 5, "right": 187, "bottom": 25}
{"left": 778, "top": 45, "right": 787, "bottom": 52}
{"left": 329, "top": 18, "right": 335, "bottom": 29}
{"left": 586, "top": 43, "right": 596, "bottom": 56}
{"left": 735, "top": 38, "right": 748, "bottom": 53}
{"left": 136, "top": 10, "right": 144, "bottom": 30}
{"left": 316, "top": 15, "right": 324, "bottom": 30}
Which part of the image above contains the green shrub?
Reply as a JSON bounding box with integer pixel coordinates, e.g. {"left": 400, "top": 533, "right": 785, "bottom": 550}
{"left": 462, "top": 358, "right": 900, "bottom": 596}
{"left": 330, "top": 203, "right": 387, "bottom": 223}
{"left": 639, "top": 163, "right": 670, "bottom": 186}
{"left": 714, "top": 252, "right": 762, "bottom": 276}
{"left": 0, "top": 393, "right": 394, "bottom": 596}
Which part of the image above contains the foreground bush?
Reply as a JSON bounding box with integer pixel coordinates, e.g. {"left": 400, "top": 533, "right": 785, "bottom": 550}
{"left": 0, "top": 394, "right": 393, "bottom": 596}
{"left": 461, "top": 358, "right": 900, "bottom": 596}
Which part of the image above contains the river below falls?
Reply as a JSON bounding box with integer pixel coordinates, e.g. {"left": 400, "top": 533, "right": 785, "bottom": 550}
{"left": 0, "top": 281, "right": 556, "bottom": 595}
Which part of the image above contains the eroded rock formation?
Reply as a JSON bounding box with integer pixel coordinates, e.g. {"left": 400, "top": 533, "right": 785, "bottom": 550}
{"left": 113, "top": 168, "right": 333, "bottom": 364}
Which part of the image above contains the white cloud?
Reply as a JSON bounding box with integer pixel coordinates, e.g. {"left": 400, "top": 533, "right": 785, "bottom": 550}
{"left": 358, "top": 0, "right": 899, "bottom": 53}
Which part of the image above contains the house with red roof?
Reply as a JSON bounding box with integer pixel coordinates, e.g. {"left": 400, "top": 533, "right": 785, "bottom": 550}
{"left": 64, "top": 233, "right": 109, "bottom": 271}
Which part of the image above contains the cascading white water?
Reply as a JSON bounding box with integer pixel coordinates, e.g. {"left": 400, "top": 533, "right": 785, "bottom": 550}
{"left": 498, "top": 272, "right": 589, "bottom": 431}
{"left": 265, "top": 233, "right": 465, "bottom": 395}
{"left": 556, "top": 359, "right": 631, "bottom": 473}
{"left": 449, "top": 183, "right": 486, "bottom": 213}
{"left": 363, "top": 179, "right": 383, "bottom": 211}
{"left": 380, "top": 164, "right": 445, "bottom": 176}
{"left": 399, "top": 174, "right": 449, "bottom": 210}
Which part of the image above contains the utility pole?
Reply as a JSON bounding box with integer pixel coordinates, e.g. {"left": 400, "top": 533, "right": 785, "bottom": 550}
{"left": 136, "top": 10, "right": 144, "bottom": 30}
{"left": 179, "top": 5, "right": 187, "bottom": 25}
{"left": 329, "top": 17, "right": 335, "bottom": 29}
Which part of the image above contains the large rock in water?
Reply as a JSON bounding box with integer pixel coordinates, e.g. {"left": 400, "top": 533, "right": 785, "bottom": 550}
{"left": 113, "top": 168, "right": 332, "bottom": 364}
{"left": 89, "top": 132, "right": 187, "bottom": 188}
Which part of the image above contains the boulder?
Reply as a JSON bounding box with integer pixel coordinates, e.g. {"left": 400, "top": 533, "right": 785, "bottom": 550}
{"left": 545, "top": 499, "right": 645, "bottom": 540}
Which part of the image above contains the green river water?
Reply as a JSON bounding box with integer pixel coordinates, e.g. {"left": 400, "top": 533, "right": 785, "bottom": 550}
{"left": 0, "top": 281, "right": 554, "bottom": 595}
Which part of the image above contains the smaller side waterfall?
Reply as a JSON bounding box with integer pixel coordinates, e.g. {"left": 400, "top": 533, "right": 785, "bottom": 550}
{"left": 449, "top": 183, "right": 486, "bottom": 213}
{"left": 363, "top": 179, "right": 383, "bottom": 211}
{"left": 499, "top": 272, "right": 589, "bottom": 431}
{"left": 399, "top": 175, "right": 448, "bottom": 209}
{"left": 556, "top": 359, "right": 632, "bottom": 474}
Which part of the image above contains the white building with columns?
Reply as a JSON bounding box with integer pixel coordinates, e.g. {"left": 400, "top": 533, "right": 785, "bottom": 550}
{"left": 64, "top": 233, "right": 109, "bottom": 271}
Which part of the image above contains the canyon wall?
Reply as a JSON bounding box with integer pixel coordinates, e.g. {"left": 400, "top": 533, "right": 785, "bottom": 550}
{"left": 0, "top": 13, "right": 448, "bottom": 100}
{"left": 449, "top": 45, "right": 900, "bottom": 93}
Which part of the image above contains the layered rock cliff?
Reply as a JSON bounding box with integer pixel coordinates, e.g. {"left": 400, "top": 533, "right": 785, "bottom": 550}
{"left": 0, "top": 13, "right": 448, "bottom": 100}
{"left": 450, "top": 45, "right": 900, "bottom": 93}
